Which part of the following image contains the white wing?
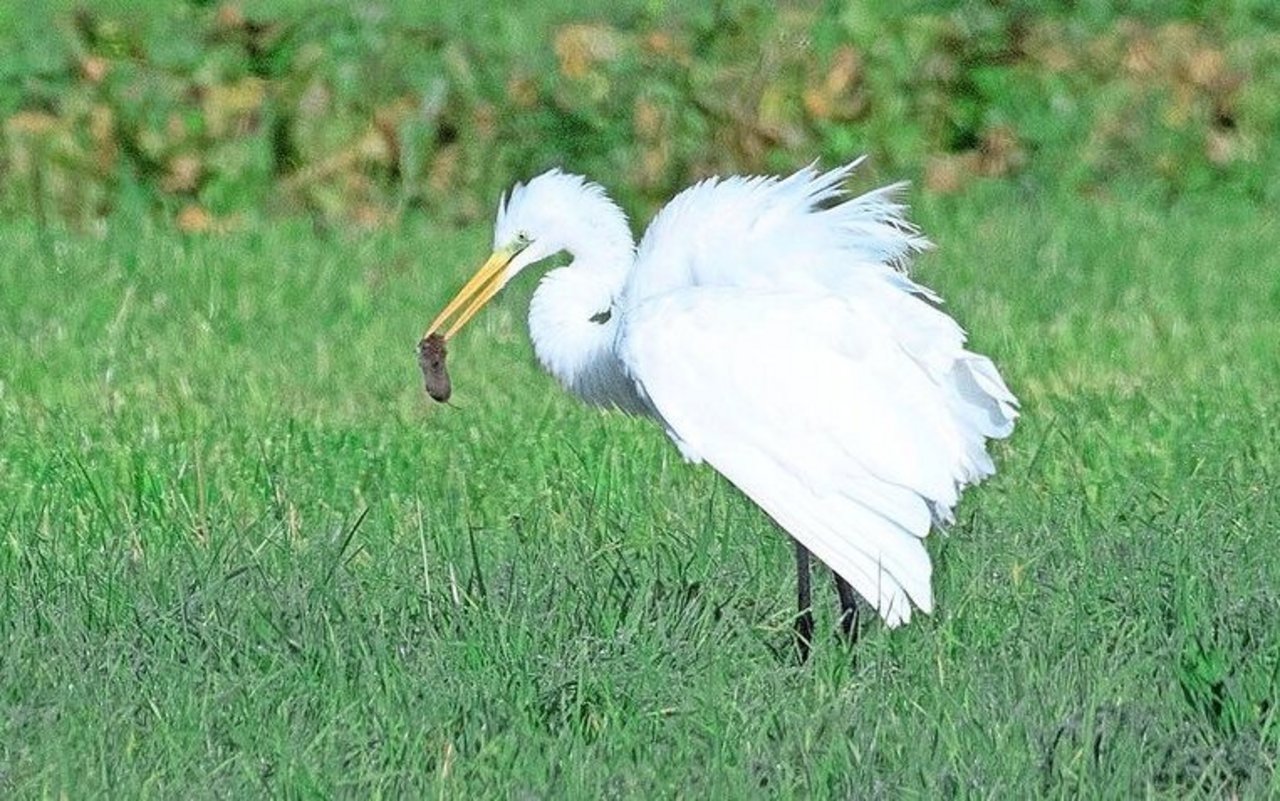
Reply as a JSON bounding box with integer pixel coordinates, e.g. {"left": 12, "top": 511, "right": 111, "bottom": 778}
{"left": 620, "top": 287, "right": 1016, "bottom": 626}
{"left": 624, "top": 158, "right": 932, "bottom": 306}
{"left": 616, "top": 160, "right": 1017, "bottom": 625}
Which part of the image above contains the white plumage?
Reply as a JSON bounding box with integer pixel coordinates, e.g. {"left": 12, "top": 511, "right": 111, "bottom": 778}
{"left": 424, "top": 158, "right": 1017, "bottom": 630}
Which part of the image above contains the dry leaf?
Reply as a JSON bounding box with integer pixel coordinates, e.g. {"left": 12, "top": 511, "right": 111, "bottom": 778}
{"left": 162, "top": 154, "right": 202, "bottom": 193}
{"left": 471, "top": 102, "right": 497, "bottom": 140}
{"left": 6, "top": 111, "right": 58, "bottom": 136}
{"left": 215, "top": 3, "right": 245, "bottom": 31}
{"left": 633, "top": 97, "right": 663, "bottom": 141}
{"left": 802, "top": 87, "right": 831, "bottom": 121}
{"left": 351, "top": 203, "right": 392, "bottom": 229}
{"left": 506, "top": 75, "right": 539, "bottom": 109}
{"left": 1185, "top": 46, "right": 1226, "bottom": 90}
{"left": 80, "top": 56, "right": 109, "bottom": 84}
{"left": 203, "top": 78, "right": 266, "bottom": 138}
{"left": 1122, "top": 35, "right": 1158, "bottom": 77}
{"left": 427, "top": 143, "right": 460, "bottom": 193}
{"left": 176, "top": 204, "right": 212, "bottom": 233}
{"left": 89, "top": 105, "right": 117, "bottom": 171}
{"left": 824, "top": 46, "right": 861, "bottom": 96}
{"left": 637, "top": 145, "right": 668, "bottom": 189}
{"left": 924, "top": 152, "right": 981, "bottom": 195}
{"left": 641, "top": 30, "right": 690, "bottom": 66}
{"left": 553, "top": 24, "right": 622, "bottom": 80}
{"left": 1205, "top": 129, "right": 1239, "bottom": 166}
{"left": 979, "top": 125, "right": 1025, "bottom": 176}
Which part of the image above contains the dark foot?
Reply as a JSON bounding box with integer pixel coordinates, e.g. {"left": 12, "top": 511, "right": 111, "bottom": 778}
{"left": 834, "top": 573, "right": 861, "bottom": 644}
{"left": 794, "top": 541, "right": 813, "bottom": 663}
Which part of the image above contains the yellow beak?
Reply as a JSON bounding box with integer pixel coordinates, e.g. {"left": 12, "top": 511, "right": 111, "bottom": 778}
{"left": 423, "top": 246, "right": 520, "bottom": 340}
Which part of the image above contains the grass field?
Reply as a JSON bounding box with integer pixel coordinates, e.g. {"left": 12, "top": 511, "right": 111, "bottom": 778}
{"left": 2, "top": 181, "right": 1279, "bottom": 796}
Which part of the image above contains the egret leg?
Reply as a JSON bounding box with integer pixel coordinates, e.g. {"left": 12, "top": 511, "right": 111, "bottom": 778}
{"left": 834, "top": 574, "right": 861, "bottom": 643}
{"left": 794, "top": 541, "right": 814, "bottom": 663}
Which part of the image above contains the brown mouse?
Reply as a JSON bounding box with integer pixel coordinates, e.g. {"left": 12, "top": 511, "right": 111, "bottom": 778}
{"left": 417, "top": 333, "right": 451, "bottom": 403}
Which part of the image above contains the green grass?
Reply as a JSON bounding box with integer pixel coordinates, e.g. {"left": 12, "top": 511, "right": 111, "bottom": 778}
{"left": 2, "top": 182, "right": 1279, "bottom": 797}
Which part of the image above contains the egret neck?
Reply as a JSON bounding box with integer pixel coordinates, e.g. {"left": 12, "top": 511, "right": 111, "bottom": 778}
{"left": 424, "top": 170, "right": 648, "bottom": 414}
{"left": 526, "top": 208, "right": 648, "bottom": 415}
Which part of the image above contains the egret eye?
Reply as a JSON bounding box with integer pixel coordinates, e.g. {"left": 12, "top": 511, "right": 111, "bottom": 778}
{"left": 515, "top": 232, "right": 532, "bottom": 248}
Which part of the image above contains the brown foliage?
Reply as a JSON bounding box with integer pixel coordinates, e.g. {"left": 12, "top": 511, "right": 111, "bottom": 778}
{"left": 0, "top": 6, "right": 1272, "bottom": 229}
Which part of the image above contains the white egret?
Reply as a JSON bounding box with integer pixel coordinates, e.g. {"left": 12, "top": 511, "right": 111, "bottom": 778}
{"left": 422, "top": 158, "right": 1018, "bottom": 656}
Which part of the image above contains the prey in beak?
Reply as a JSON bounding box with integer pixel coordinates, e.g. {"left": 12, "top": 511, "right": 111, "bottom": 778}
{"left": 418, "top": 243, "right": 524, "bottom": 403}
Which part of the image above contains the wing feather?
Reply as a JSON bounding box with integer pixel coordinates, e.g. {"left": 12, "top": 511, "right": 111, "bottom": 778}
{"left": 614, "top": 159, "right": 1017, "bottom": 626}
{"left": 621, "top": 286, "right": 1013, "bottom": 625}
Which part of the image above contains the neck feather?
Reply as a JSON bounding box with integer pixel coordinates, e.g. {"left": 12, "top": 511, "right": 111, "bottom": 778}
{"left": 527, "top": 234, "right": 648, "bottom": 415}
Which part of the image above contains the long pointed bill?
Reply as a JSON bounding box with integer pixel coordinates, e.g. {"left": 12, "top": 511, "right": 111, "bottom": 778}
{"left": 423, "top": 246, "right": 520, "bottom": 340}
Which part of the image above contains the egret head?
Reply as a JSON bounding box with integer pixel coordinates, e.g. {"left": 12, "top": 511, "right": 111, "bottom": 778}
{"left": 424, "top": 169, "right": 632, "bottom": 340}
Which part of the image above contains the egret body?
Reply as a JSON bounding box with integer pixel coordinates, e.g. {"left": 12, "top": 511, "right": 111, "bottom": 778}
{"left": 424, "top": 159, "right": 1018, "bottom": 653}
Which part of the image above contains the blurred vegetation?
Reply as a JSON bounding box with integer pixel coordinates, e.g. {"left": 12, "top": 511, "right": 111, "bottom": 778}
{"left": 1, "top": 0, "right": 1278, "bottom": 230}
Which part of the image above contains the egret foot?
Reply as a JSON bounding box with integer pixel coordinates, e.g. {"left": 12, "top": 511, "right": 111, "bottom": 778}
{"left": 794, "top": 541, "right": 814, "bottom": 663}
{"left": 834, "top": 573, "right": 861, "bottom": 644}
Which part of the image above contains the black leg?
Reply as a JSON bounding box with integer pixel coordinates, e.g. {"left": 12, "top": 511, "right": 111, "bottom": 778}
{"left": 794, "top": 541, "right": 813, "bottom": 663}
{"left": 834, "top": 573, "right": 860, "bottom": 643}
